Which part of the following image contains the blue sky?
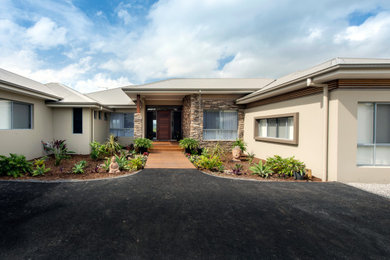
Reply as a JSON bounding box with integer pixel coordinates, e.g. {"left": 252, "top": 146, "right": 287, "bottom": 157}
{"left": 1, "top": 0, "right": 390, "bottom": 93}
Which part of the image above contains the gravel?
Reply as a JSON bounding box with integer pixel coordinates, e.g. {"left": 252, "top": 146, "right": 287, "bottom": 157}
{"left": 347, "top": 183, "right": 390, "bottom": 199}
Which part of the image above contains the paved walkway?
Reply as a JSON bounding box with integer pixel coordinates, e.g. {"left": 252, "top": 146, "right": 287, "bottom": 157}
{"left": 145, "top": 151, "right": 195, "bottom": 168}
{"left": 0, "top": 169, "right": 389, "bottom": 259}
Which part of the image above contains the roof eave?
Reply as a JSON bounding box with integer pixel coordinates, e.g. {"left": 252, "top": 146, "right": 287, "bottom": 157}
{"left": 0, "top": 82, "right": 61, "bottom": 101}
{"left": 236, "top": 64, "right": 390, "bottom": 104}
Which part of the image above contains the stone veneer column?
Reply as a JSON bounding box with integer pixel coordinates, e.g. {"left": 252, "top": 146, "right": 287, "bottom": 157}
{"left": 134, "top": 113, "right": 143, "bottom": 139}
{"left": 238, "top": 109, "right": 245, "bottom": 139}
{"left": 189, "top": 94, "right": 203, "bottom": 141}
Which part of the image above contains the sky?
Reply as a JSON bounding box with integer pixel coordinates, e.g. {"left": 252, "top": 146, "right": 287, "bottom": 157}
{"left": 1, "top": 0, "right": 390, "bottom": 93}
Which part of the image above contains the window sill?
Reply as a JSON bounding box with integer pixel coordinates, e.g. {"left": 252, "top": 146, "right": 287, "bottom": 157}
{"left": 254, "top": 136, "right": 298, "bottom": 145}
{"left": 203, "top": 139, "right": 237, "bottom": 142}
{"left": 357, "top": 165, "right": 390, "bottom": 168}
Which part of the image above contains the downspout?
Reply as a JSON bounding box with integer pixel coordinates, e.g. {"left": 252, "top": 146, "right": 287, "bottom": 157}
{"left": 307, "top": 78, "right": 329, "bottom": 182}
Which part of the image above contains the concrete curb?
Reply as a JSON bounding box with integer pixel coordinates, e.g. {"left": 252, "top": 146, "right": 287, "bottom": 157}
{"left": 0, "top": 170, "right": 143, "bottom": 183}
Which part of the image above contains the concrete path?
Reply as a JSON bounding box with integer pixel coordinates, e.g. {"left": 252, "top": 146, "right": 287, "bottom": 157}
{"left": 0, "top": 169, "right": 389, "bottom": 259}
{"left": 145, "top": 151, "right": 195, "bottom": 168}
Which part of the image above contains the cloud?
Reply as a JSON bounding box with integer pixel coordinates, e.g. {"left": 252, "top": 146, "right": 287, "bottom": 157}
{"left": 74, "top": 73, "right": 132, "bottom": 93}
{"left": 1, "top": 0, "right": 390, "bottom": 92}
{"left": 26, "top": 17, "right": 67, "bottom": 49}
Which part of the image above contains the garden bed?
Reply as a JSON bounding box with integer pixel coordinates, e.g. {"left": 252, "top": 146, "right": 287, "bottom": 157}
{"left": 0, "top": 154, "right": 143, "bottom": 181}
{"left": 189, "top": 153, "right": 322, "bottom": 182}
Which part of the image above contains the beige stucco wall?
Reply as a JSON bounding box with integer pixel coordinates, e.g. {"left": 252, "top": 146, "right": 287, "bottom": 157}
{"left": 52, "top": 107, "right": 92, "bottom": 154}
{"left": 0, "top": 89, "right": 54, "bottom": 160}
{"left": 331, "top": 89, "right": 390, "bottom": 183}
{"left": 244, "top": 93, "right": 325, "bottom": 178}
{"left": 92, "top": 110, "right": 110, "bottom": 143}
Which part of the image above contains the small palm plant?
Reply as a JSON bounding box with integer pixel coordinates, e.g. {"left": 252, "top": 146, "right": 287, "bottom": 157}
{"left": 250, "top": 161, "right": 273, "bottom": 178}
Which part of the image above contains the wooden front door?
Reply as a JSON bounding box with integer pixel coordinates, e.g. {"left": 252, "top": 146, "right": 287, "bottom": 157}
{"left": 157, "top": 110, "right": 171, "bottom": 140}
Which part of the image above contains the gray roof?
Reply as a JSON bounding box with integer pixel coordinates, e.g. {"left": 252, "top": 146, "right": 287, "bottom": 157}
{"left": 122, "top": 78, "right": 274, "bottom": 92}
{"left": 86, "top": 87, "right": 135, "bottom": 106}
{"left": 45, "top": 83, "right": 99, "bottom": 104}
{"left": 0, "top": 68, "right": 61, "bottom": 100}
{"left": 237, "top": 57, "right": 390, "bottom": 104}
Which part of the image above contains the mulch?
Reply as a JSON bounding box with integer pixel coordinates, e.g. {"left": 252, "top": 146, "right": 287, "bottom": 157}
{"left": 200, "top": 154, "right": 322, "bottom": 182}
{"left": 0, "top": 154, "right": 137, "bottom": 181}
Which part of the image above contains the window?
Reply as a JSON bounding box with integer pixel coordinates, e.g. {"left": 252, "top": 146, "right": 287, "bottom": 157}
{"left": 73, "top": 108, "right": 83, "bottom": 134}
{"left": 357, "top": 103, "right": 390, "bottom": 166}
{"left": 94, "top": 111, "right": 97, "bottom": 119}
{"left": 254, "top": 113, "right": 298, "bottom": 145}
{"left": 104, "top": 112, "right": 108, "bottom": 121}
{"left": 98, "top": 111, "right": 102, "bottom": 120}
{"left": 110, "top": 113, "right": 134, "bottom": 137}
{"left": 203, "top": 110, "right": 238, "bottom": 140}
{"left": 0, "top": 99, "right": 32, "bottom": 129}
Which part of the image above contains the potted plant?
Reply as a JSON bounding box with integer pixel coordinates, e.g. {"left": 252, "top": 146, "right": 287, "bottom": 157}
{"left": 134, "top": 138, "right": 153, "bottom": 154}
{"left": 179, "top": 138, "right": 199, "bottom": 154}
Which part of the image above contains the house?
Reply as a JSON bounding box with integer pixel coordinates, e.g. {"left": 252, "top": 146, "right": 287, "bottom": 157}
{"left": 1, "top": 57, "right": 390, "bottom": 183}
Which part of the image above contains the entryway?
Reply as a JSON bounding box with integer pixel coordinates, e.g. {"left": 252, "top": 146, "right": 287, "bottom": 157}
{"left": 145, "top": 141, "right": 195, "bottom": 169}
{"left": 146, "top": 106, "right": 182, "bottom": 141}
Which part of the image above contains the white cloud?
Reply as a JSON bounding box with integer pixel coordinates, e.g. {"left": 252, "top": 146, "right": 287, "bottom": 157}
{"left": 117, "top": 9, "right": 133, "bottom": 25}
{"left": 334, "top": 12, "right": 390, "bottom": 42}
{"left": 74, "top": 73, "right": 132, "bottom": 93}
{"left": 26, "top": 17, "right": 67, "bottom": 49}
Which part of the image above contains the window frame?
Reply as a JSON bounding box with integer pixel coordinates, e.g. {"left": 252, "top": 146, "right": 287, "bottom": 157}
{"left": 73, "top": 107, "right": 83, "bottom": 134}
{"left": 254, "top": 113, "right": 299, "bottom": 145}
{"left": 202, "top": 109, "right": 239, "bottom": 141}
{"left": 357, "top": 102, "right": 390, "bottom": 166}
{"left": 109, "top": 112, "right": 134, "bottom": 137}
{"left": 0, "top": 99, "right": 33, "bottom": 130}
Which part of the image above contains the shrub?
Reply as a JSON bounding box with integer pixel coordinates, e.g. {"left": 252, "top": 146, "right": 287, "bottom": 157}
{"left": 129, "top": 156, "right": 145, "bottom": 170}
{"left": 46, "top": 140, "right": 75, "bottom": 166}
{"left": 106, "top": 135, "right": 121, "bottom": 155}
{"left": 232, "top": 164, "right": 243, "bottom": 175}
{"left": 0, "top": 154, "right": 33, "bottom": 178}
{"left": 32, "top": 164, "right": 51, "bottom": 176}
{"left": 247, "top": 152, "right": 255, "bottom": 165}
{"left": 134, "top": 138, "right": 153, "bottom": 151}
{"left": 179, "top": 138, "right": 199, "bottom": 152}
{"left": 72, "top": 160, "right": 87, "bottom": 174}
{"left": 195, "top": 155, "right": 222, "bottom": 171}
{"left": 266, "top": 155, "right": 306, "bottom": 177}
{"left": 33, "top": 156, "right": 47, "bottom": 167}
{"left": 90, "top": 141, "right": 110, "bottom": 160}
{"left": 232, "top": 139, "right": 247, "bottom": 152}
{"left": 114, "top": 154, "right": 131, "bottom": 171}
{"left": 102, "top": 157, "right": 111, "bottom": 172}
{"left": 210, "top": 143, "right": 227, "bottom": 158}
{"left": 250, "top": 161, "right": 272, "bottom": 178}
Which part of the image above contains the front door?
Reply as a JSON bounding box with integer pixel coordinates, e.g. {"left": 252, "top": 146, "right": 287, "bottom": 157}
{"left": 157, "top": 110, "right": 171, "bottom": 140}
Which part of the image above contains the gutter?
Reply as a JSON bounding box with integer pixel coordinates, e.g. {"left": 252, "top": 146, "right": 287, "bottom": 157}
{"left": 0, "top": 82, "right": 61, "bottom": 101}
{"left": 307, "top": 78, "right": 329, "bottom": 182}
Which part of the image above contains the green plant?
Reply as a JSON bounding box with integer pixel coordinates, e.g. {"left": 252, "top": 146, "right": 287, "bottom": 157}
{"left": 46, "top": 140, "right": 75, "bottom": 166}
{"left": 32, "top": 164, "right": 51, "bottom": 176}
{"left": 218, "top": 165, "right": 225, "bottom": 173}
{"left": 0, "top": 154, "right": 33, "bottom": 177}
{"left": 179, "top": 138, "right": 199, "bottom": 151}
{"left": 33, "top": 156, "right": 48, "bottom": 167}
{"left": 102, "top": 157, "right": 111, "bottom": 172}
{"left": 265, "top": 155, "right": 306, "bottom": 177}
{"left": 188, "top": 155, "right": 199, "bottom": 164}
{"left": 134, "top": 138, "right": 153, "bottom": 151}
{"left": 90, "top": 141, "right": 110, "bottom": 160}
{"left": 232, "top": 164, "right": 243, "bottom": 175}
{"left": 201, "top": 148, "right": 210, "bottom": 157}
{"left": 247, "top": 152, "right": 255, "bottom": 165}
{"left": 106, "top": 135, "right": 121, "bottom": 155}
{"left": 129, "top": 156, "right": 145, "bottom": 170}
{"left": 232, "top": 139, "right": 247, "bottom": 152}
{"left": 211, "top": 143, "right": 226, "bottom": 158}
{"left": 250, "top": 161, "right": 273, "bottom": 178}
{"left": 72, "top": 160, "right": 87, "bottom": 174}
{"left": 195, "top": 155, "right": 222, "bottom": 171}
{"left": 114, "top": 154, "right": 131, "bottom": 171}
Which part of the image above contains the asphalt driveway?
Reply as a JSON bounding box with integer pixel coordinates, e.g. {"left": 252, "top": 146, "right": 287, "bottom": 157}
{"left": 0, "top": 169, "right": 389, "bottom": 259}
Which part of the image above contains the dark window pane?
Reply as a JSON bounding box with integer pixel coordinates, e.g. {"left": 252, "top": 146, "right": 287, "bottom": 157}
{"left": 73, "top": 108, "right": 83, "bottom": 134}
{"left": 203, "top": 111, "right": 220, "bottom": 129}
{"left": 376, "top": 104, "right": 390, "bottom": 143}
{"left": 124, "top": 113, "right": 134, "bottom": 128}
{"left": 12, "top": 102, "right": 31, "bottom": 129}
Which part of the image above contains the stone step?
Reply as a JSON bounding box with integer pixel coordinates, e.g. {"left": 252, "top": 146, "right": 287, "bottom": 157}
{"left": 150, "top": 146, "right": 183, "bottom": 152}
